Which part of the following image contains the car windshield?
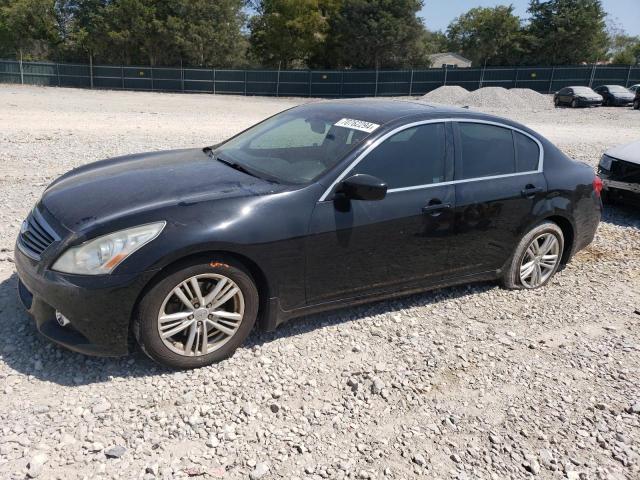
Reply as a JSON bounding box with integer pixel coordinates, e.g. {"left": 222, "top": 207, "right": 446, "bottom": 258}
{"left": 211, "top": 109, "right": 377, "bottom": 184}
{"left": 607, "top": 85, "right": 629, "bottom": 93}
{"left": 573, "top": 87, "right": 595, "bottom": 94}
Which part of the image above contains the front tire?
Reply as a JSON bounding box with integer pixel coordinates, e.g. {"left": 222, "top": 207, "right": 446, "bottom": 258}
{"left": 502, "top": 221, "right": 564, "bottom": 290}
{"left": 634, "top": 100, "right": 639, "bottom": 110}
{"left": 134, "top": 259, "right": 259, "bottom": 369}
{"left": 571, "top": 99, "right": 577, "bottom": 108}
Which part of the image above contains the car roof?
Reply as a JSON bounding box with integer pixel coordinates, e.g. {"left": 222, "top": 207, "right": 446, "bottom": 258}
{"left": 295, "top": 98, "right": 502, "bottom": 127}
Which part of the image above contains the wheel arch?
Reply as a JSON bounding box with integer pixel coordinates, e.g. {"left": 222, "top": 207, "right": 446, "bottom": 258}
{"left": 129, "top": 250, "right": 273, "bottom": 342}
{"left": 543, "top": 214, "right": 575, "bottom": 265}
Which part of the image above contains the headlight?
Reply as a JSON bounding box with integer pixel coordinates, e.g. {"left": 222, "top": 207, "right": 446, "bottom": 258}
{"left": 599, "top": 155, "right": 613, "bottom": 171}
{"left": 52, "top": 221, "right": 165, "bottom": 275}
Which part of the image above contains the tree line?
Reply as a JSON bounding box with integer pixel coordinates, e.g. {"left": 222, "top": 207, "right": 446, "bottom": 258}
{"left": 1, "top": 0, "right": 638, "bottom": 69}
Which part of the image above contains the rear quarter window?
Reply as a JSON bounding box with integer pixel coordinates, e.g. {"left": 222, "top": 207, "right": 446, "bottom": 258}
{"left": 515, "top": 132, "right": 540, "bottom": 172}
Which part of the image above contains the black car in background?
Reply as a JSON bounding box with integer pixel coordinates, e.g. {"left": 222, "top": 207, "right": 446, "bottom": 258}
{"left": 14, "top": 100, "right": 603, "bottom": 369}
{"left": 554, "top": 86, "right": 603, "bottom": 108}
{"left": 594, "top": 85, "right": 635, "bottom": 107}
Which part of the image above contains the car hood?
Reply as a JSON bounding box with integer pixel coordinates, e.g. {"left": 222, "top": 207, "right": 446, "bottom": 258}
{"left": 606, "top": 140, "right": 640, "bottom": 165}
{"left": 42, "top": 148, "right": 285, "bottom": 231}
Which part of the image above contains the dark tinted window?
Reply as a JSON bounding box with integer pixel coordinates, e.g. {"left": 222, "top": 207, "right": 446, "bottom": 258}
{"left": 457, "top": 123, "right": 515, "bottom": 179}
{"left": 515, "top": 132, "right": 540, "bottom": 172}
{"left": 352, "top": 123, "right": 447, "bottom": 189}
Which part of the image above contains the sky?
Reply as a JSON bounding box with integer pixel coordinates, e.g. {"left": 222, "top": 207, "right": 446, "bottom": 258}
{"left": 420, "top": 0, "right": 640, "bottom": 36}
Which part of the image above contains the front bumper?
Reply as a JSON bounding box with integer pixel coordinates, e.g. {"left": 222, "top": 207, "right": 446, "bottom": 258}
{"left": 14, "top": 245, "right": 156, "bottom": 357}
{"left": 611, "top": 98, "right": 634, "bottom": 106}
{"left": 601, "top": 178, "right": 640, "bottom": 194}
{"left": 575, "top": 98, "right": 602, "bottom": 107}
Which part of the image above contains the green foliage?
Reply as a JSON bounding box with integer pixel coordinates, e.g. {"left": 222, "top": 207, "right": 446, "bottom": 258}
{"left": 249, "top": 0, "right": 339, "bottom": 68}
{"left": 0, "top": 0, "right": 633, "bottom": 69}
{"left": 447, "top": 6, "right": 526, "bottom": 66}
{"left": 526, "top": 0, "right": 608, "bottom": 64}
{"left": 0, "top": 0, "right": 59, "bottom": 58}
{"left": 607, "top": 25, "right": 640, "bottom": 65}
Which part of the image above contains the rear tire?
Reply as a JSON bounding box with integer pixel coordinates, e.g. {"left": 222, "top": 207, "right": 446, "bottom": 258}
{"left": 554, "top": 97, "right": 560, "bottom": 107}
{"left": 134, "top": 259, "right": 259, "bottom": 369}
{"left": 571, "top": 99, "right": 577, "bottom": 108}
{"left": 502, "top": 221, "right": 564, "bottom": 290}
{"left": 634, "top": 100, "right": 639, "bottom": 110}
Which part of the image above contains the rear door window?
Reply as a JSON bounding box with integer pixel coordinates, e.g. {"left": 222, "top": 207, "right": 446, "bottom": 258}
{"left": 456, "top": 123, "right": 516, "bottom": 179}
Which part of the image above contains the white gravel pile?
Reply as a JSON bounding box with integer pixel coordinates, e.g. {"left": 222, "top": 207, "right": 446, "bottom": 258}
{"left": 458, "top": 86, "right": 529, "bottom": 111}
{"left": 422, "top": 85, "right": 469, "bottom": 105}
{"left": 1, "top": 85, "right": 640, "bottom": 480}
{"left": 510, "top": 88, "right": 554, "bottom": 110}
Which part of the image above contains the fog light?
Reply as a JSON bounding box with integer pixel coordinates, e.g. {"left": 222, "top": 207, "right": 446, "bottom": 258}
{"left": 55, "top": 311, "right": 70, "bottom": 327}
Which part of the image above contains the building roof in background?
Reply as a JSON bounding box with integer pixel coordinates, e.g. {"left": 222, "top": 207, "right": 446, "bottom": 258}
{"left": 428, "top": 52, "right": 472, "bottom": 64}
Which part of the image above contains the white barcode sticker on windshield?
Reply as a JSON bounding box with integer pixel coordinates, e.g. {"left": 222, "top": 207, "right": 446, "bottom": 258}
{"left": 334, "top": 118, "right": 380, "bottom": 133}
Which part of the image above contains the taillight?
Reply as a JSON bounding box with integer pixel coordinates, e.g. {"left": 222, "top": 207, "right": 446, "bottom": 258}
{"left": 593, "top": 176, "right": 603, "bottom": 197}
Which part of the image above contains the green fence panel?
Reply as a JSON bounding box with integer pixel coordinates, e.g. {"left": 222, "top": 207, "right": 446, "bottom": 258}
{"left": 2, "top": 59, "right": 639, "bottom": 97}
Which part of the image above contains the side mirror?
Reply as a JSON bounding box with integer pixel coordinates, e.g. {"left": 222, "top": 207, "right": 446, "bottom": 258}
{"left": 337, "top": 174, "right": 387, "bottom": 201}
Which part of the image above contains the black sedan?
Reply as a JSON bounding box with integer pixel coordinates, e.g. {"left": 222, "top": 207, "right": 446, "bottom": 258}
{"left": 14, "top": 100, "right": 602, "bottom": 369}
{"left": 594, "top": 85, "right": 636, "bottom": 107}
{"left": 554, "top": 86, "right": 603, "bottom": 107}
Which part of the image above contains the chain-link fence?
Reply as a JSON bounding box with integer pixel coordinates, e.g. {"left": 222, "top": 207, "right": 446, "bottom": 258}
{"left": 1, "top": 58, "right": 639, "bottom": 97}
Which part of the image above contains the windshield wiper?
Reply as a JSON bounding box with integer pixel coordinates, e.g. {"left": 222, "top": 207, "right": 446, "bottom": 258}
{"left": 213, "top": 154, "right": 279, "bottom": 183}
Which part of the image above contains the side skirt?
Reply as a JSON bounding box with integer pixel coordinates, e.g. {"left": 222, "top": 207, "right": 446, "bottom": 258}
{"left": 259, "top": 270, "right": 498, "bottom": 332}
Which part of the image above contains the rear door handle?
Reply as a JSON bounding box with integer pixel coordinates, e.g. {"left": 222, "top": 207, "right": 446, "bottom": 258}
{"left": 422, "top": 203, "right": 451, "bottom": 215}
{"left": 521, "top": 186, "right": 543, "bottom": 198}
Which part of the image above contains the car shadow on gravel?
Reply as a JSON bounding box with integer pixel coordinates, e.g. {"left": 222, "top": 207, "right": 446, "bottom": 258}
{"left": 1, "top": 270, "right": 495, "bottom": 385}
{"left": 601, "top": 202, "right": 640, "bottom": 229}
{"left": 0, "top": 272, "right": 166, "bottom": 386}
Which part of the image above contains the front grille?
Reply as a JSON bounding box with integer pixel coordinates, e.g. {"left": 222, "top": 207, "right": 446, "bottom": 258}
{"left": 17, "top": 208, "right": 59, "bottom": 260}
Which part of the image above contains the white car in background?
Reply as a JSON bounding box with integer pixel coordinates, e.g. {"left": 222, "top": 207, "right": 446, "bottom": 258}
{"left": 629, "top": 84, "right": 640, "bottom": 94}
{"left": 598, "top": 139, "right": 640, "bottom": 204}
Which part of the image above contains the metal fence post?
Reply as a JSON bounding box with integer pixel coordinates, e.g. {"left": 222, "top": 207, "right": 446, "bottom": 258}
{"left": 56, "top": 61, "right": 60, "bottom": 87}
{"left": 180, "top": 60, "right": 185, "bottom": 92}
{"left": 276, "top": 66, "right": 281, "bottom": 97}
{"left": 308, "top": 70, "right": 312, "bottom": 97}
{"left": 625, "top": 65, "right": 632, "bottom": 87}
{"left": 150, "top": 66, "right": 154, "bottom": 91}
{"left": 89, "top": 54, "right": 93, "bottom": 89}
{"left": 548, "top": 67, "right": 555, "bottom": 94}
{"left": 444, "top": 65, "right": 448, "bottom": 86}
{"left": 374, "top": 70, "right": 379, "bottom": 97}
{"left": 121, "top": 65, "right": 125, "bottom": 89}
{"left": 212, "top": 68, "right": 216, "bottom": 94}
{"left": 514, "top": 68, "right": 519, "bottom": 88}
{"left": 588, "top": 63, "right": 596, "bottom": 87}
{"left": 409, "top": 69, "right": 414, "bottom": 96}
{"left": 244, "top": 70, "right": 247, "bottom": 96}
{"left": 19, "top": 51, "right": 24, "bottom": 85}
{"left": 340, "top": 70, "right": 344, "bottom": 98}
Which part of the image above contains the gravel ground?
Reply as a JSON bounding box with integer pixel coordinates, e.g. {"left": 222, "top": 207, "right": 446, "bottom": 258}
{"left": 0, "top": 85, "right": 639, "bottom": 480}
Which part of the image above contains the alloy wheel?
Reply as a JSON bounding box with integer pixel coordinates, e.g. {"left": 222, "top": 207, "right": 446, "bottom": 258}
{"left": 519, "top": 232, "right": 561, "bottom": 288}
{"left": 157, "top": 274, "right": 245, "bottom": 356}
